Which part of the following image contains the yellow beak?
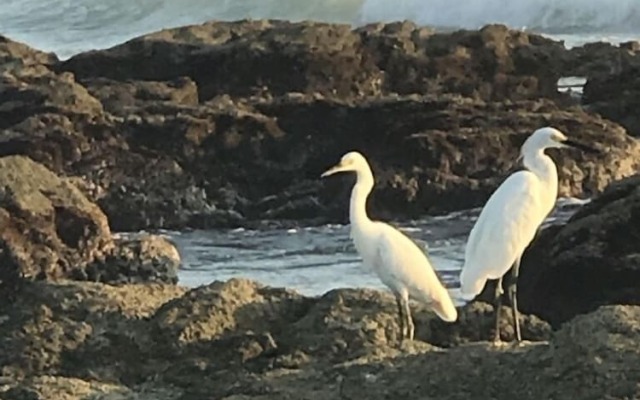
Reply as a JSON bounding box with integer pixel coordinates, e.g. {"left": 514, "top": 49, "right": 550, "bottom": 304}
{"left": 320, "top": 162, "right": 344, "bottom": 178}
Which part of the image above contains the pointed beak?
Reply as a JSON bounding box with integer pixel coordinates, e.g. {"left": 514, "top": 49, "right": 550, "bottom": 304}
{"left": 563, "top": 139, "right": 600, "bottom": 154}
{"left": 320, "top": 162, "right": 344, "bottom": 178}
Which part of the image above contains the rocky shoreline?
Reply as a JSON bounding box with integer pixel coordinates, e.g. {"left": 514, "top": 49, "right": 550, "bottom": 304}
{"left": 0, "top": 279, "right": 638, "bottom": 400}
{"left": 1, "top": 19, "right": 640, "bottom": 399}
{"left": 2, "top": 21, "right": 640, "bottom": 230}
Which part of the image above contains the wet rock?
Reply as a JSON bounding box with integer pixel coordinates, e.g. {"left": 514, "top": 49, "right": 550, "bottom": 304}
{"left": 85, "top": 234, "right": 181, "bottom": 285}
{"left": 0, "top": 376, "right": 180, "bottom": 400}
{"left": 60, "top": 20, "right": 382, "bottom": 100}
{"left": 331, "top": 305, "right": 640, "bottom": 400}
{"left": 519, "top": 174, "right": 640, "bottom": 327}
{"left": 0, "top": 155, "right": 186, "bottom": 289}
{"left": 151, "top": 279, "right": 310, "bottom": 351}
{"left": 583, "top": 64, "right": 640, "bottom": 137}
{"left": 0, "top": 156, "right": 112, "bottom": 291}
{"left": 550, "top": 305, "right": 640, "bottom": 383}
{"left": 255, "top": 94, "right": 640, "bottom": 220}
{"left": 0, "top": 113, "right": 96, "bottom": 173}
{"left": 82, "top": 76, "right": 199, "bottom": 115}
{"left": 0, "top": 278, "right": 638, "bottom": 400}
{"left": 3, "top": 24, "right": 640, "bottom": 231}
{"left": 94, "top": 156, "right": 226, "bottom": 231}
{"left": 60, "top": 21, "right": 566, "bottom": 101}
{"left": 0, "top": 280, "right": 186, "bottom": 381}
{"left": 0, "top": 35, "right": 58, "bottom": 72}
{"left": 0, "top": 64, "right": 103, "bottom": 130}
{"left": 427, "top": 301, "right": 551, "bottom": 346}
{"left": 565, "top": 41, "right": 640, "bottom": 79}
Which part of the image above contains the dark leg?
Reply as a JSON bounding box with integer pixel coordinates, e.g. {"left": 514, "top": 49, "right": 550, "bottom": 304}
{"left": 395, "top": 295, "right": 406, "bottom": 342}
{"left": 493, "top": 277, "right": 503, "bottom": 343}
{"left": 509, "top": 256, "right": 523, "bottom": 343}
{"left": 401, "top": 295, "right": 415, "bottom": 341}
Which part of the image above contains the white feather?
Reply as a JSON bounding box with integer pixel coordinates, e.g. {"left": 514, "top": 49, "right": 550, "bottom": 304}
{"left": 321, "top": 151, "right": 457, "bottom": 324}
{"left": 460, "top": 171, "right": 547, "bottom": 299}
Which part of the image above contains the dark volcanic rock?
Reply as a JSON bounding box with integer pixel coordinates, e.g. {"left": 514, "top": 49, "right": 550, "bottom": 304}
{"left": 2, "top": 23, "right": 640, "bottom": 230}
{"left": 0, "top": 156, "right": 113, "bottom": 290}
{"left": 85, "top": 234, "right": 181, "bottom": 285}
{"left": 0, "top": 278, "right": 638, "bottom": 400}
{"left": 60, "top": 21, "right": 566, "bottom": 101}
{"left": 427, "top": 301, "right": 551, "bottom": 346}
{"left": 0, "top": 35, "right": 58, "bottom": 72}
{"left": 518, "top": 174, "right": 640, "bottom": 327}
{"left": 0, "top": 64, "right": 102, "bottom": 130}
{"left": 151, "top": 279, "right": 549, "bottom": 371}
{"left": 0, "top": 280, "right": 186, "bottom": 381}
{"left": 0, "top": 156, "right": 183, "bottom": 290}
{"left": 583, "top": 64, "right": 640, "bottom": 137}
{"left": 256, "top": 94, "right": 640, "bottom": 220}
{"left": 565, "top": 41, "right": 640, "bottom": 79}
{"left": 82, "top": 76, "right": 199, "bottom": 114}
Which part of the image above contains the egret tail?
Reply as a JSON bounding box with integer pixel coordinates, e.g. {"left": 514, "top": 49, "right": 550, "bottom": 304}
{"left": 432, "top": 296, "right": 458, "bottom": 322}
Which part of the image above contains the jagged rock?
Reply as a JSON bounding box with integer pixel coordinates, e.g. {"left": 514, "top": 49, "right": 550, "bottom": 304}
{"left": 0, "top": 156, "right": 113, "bottom": 291}
{"left": 519, "top": 174, "right": 640, "bottom": 326}
{"left": 82, "top": 76, "right": 199, "bottom": 115}
{"left": 0, "top": 65, "right": 102, "bottom": 129}
{"left": 255, "top": 95, "right": 640, "bottom": 220}
{"left": 2, "top": 23, "right": 640, "bottom": 230}
{"left": 330, "top": 305, "right": 640, "bottom": 400}
{"left": 0, "top": 156, "right": 184, "bottom": 289}
{"left": 0, "top": 35, "right": 58, "bottom": 73}
{"left": 0, "top": 376, "right": 180, "bottom": 400}
{"left": 0, "top": 278, "right": 637, "bottom": 400}
{"left": 427, "top": 301, "right": 551, "bottom": 346}
{"left": 0, "top": 281, "right": 186, "bottom": 381}
{"left": 565, "top": 41, "right": 640, "bottom": 79}
{"left": 583, "top": 64, "right": 640, "bottom": 137}
{"left": 84, "top": 234, "right": 181, "bottom": 285}
{"left": 60, "top": 21, "right": 567, "bottom": 101}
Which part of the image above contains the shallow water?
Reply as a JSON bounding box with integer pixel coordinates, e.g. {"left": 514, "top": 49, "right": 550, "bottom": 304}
{"left": 160, "top": 198, "right": 588, "bottom": 303}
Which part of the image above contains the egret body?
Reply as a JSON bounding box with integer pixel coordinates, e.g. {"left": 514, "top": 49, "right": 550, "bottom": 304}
{"left": 459, "top": 127, "right": 597, "bottom": 343}
{"left": 321, "top": 151, "right": 457, "bottom": 341}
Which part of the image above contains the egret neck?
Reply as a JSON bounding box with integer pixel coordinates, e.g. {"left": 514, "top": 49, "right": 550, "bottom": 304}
{"left": 349, "top": 165, "right": 375, "bottom": 247}
{"left": 522, "top": 148, "right": 559, "bottom": 214}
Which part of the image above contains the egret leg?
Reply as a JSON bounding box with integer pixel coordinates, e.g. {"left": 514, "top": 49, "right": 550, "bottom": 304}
{"left": 401, "top": 294, "right": 415, "bottom": 341}
{"left": 509, "top": 256, "right": 523, "bottom": 343}
{"left": 493, "top": 277, "right": 503, "bottom": 343}
{"left": 395, "top": 295, "right": 407, "bottom": 342}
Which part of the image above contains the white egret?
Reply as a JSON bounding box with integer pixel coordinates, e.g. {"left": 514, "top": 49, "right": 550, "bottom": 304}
{"left": 321, "top": 151, "right": 457, "bottom": 341}
{"left": 459, "top": 127, "right": 598, "bottom": 343}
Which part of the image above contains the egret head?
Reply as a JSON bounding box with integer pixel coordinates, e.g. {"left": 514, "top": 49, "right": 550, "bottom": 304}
{"left": 321, "top": 151, "right": 370, "bottom": 178}
{"left": 522, "top": 127, "right": 598, "bottom": 156}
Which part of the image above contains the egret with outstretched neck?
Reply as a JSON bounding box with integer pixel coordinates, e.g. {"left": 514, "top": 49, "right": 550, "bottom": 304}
{"left": 321, "top": 151, "right": 457, "bottom": 341}
{"left": 459, "top": 127, "right": 598, "bottom": 343}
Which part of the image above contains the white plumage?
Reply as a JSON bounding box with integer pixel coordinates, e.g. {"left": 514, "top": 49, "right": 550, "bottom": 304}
{"left": 459, "top": 126, "right": 598, "bottom": 343}
{"left": 322, "top": 151, "right": 457, "bottom": 341}
{"left": 461, "top": 172, "right": 550, "bottom": 298}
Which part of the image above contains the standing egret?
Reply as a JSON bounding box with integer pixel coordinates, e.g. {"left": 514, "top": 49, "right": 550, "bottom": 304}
{"left": 321, "top": 151, "right": 457, "bottom": 341}
{"left": 459, "top": 127, "right": 598, "bottom": 343}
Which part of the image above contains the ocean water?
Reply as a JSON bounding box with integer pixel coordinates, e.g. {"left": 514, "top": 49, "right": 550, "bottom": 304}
{"left": 0, "top": 1, "right": 621, "bottom": 300}
{"left": 1, "top": 0, "right": 640, "bottom": 59}
{"left": 159, "top": 197, "right": 587, "bottom": 303}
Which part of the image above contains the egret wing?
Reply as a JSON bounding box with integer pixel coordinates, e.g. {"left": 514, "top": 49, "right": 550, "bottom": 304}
{"left": 460, "top": 171, "right": 548, "bottom": 298}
